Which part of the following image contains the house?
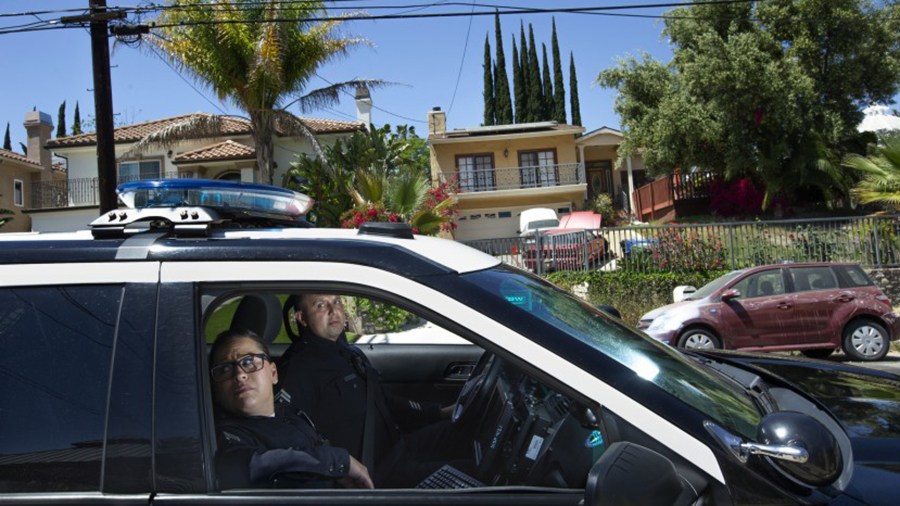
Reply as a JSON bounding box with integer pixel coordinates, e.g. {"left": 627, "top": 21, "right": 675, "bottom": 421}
{"left": 427, "top": 109, "right": 646, "bottom": 241}
{"left": 0, "top": 112, "right": 67, "bottom": 233}
{"left": 25, "top": 92, "right": 371, "bottom": 232}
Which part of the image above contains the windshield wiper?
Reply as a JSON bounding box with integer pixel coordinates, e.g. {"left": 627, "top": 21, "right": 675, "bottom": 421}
{"left": 690, "top": 355, "right": 778, "bottom": 413}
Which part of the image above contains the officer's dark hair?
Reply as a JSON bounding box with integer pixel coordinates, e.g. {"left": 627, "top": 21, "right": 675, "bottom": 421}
{"left": 209, "top": 328, "right": 271, "bottom": 369}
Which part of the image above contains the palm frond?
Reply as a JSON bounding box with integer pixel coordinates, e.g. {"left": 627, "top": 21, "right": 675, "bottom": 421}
{"left": 117, "top": 114, "right": 228, "bottom": 160}
{"left": 271, "top": 110, "right": 325, "bottom": 160}
{"left": 286, "top": 79, "right": 389, "bottom": 114}
{"left": 409, "top": 209, "right": 445, "bottom": 235}
{"left": 385, "top": 170, "right": 427, "bottom": 215}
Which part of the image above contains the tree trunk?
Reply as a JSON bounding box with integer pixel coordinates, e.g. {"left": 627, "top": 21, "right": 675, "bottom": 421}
{"left": 251, "top": 111, "right": 276, "bottom": 185}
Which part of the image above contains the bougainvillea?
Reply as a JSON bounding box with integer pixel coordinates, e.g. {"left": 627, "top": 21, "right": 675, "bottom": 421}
{"left": 709, "top": 178, "right": 764, "bottom": 217}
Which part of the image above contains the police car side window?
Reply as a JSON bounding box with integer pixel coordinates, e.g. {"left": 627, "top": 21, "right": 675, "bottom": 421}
{"left": 0, "top": 285, "right": 122, "bottom": 493}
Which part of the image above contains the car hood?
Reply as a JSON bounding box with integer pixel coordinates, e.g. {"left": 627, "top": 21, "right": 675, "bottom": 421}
{"left": 697, "top": 351, "right": 900, "bottom": 504}
{"left": 641, "top": 300, "right": 692, "bottom": 320}
{"left": 700, "top": 351, "right": 900, "bottom": 438}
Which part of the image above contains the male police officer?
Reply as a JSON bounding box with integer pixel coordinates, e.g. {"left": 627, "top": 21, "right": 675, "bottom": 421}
{"left": 210, "top": 329, "right": 373, "bottom": 489}
{"left": 277, "top": 294, "right": 459, "bottom": 487}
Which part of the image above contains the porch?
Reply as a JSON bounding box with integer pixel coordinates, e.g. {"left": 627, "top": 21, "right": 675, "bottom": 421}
{"left": 631, "top": 171, "right": 717, "bottom": 222}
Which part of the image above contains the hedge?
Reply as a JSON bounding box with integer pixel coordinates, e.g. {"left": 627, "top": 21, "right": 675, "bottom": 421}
{"left": 546, "top": 270, "right": 727, "bottom": 325}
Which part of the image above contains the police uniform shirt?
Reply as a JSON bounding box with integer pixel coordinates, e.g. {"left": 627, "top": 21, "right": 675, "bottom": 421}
{"left": 215, "top": 405, "right": 350, "bottom": 489}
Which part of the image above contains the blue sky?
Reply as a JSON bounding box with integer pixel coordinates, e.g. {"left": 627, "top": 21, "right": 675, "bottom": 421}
{"left": 0, "top": 1, "right": 679, "bottom": 149}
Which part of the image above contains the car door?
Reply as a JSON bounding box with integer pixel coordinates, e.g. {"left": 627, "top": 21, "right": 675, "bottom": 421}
{"left": 162, "top": 259, "right": 732, "bottom": 504}
{"left": 718, "top": 267, "right": 792, "bottom": 349}
{"left": 0, "top": 262, "right": 159, "bottom": 504}
{"left": 787, "top": 266, "right": 843, "bottom": 345}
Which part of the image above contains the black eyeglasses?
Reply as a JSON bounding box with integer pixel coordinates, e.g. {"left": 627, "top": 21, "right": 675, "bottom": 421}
{"left": 210, "top": 353, "right": 271, "bottom": 382}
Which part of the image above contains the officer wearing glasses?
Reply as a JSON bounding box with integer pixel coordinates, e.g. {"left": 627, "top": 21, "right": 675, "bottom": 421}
{"left": 277, "top": 294, "right": 461, "bottom": 487}
{"left": 210, "top": 328, "right": 373, "bottom": 489}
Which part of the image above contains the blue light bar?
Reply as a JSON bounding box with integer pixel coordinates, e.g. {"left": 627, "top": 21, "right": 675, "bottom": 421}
{"left": 117, "top": 179, "right": 313, "bottom": 218}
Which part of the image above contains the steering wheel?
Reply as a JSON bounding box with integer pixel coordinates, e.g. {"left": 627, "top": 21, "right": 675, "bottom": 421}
{"left": 452, "top": 350, "right": 502, "bottom": 425}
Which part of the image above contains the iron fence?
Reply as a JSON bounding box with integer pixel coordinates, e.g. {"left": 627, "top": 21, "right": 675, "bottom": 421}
{"left": 30, "top": 172, "right": 192, "bottom": 209}
{"left": 463, "top": 215, "right": 900, "bottom": 274}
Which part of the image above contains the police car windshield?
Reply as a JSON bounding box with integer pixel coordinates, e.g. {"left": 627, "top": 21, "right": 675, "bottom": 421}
{"left": 463, "top": 266, "right": 761, "bottom": 438}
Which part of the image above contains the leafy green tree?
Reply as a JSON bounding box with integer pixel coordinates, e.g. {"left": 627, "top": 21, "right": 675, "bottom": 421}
{"left": 519, "top": 22, "right": 530, "bottom": 122}
{"left": 598, "top": 0, "right": 900, "bottom": 207}
{"left": 3, "top": 123, "right": 11, "bottom": 151}
{"left": 72, "top": 102, "right": 82, "bottom": 135}
{"left": 56, "top": 101, "right": 66, "bottom": 138}
{"left": 493, "top": 12, "right": 513, "bottom": 124}
{"left": 512, "top": 37, "right": 525, "bottom": 124}
{"left": 551, "top": 18, "right": 566, "bottom": 124}
{"left": 541, "top": 43, "right": 553, "bottom": 121}
{"left": 569, "top": 52, "right": 582, "bottom": 126}
{"left": 483, "top": 34, "right": 495, "bottom": 126}
{"left": 526, "top": 24, "right": 542, "bottom": 123}
{"left": 844, "top": 136, "right": 900, "bottom": 209}
{"left": 139, "top": 0, "right": 374, "bottom": 184}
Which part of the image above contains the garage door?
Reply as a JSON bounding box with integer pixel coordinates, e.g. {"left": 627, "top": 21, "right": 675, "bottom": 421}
{"left": 454, "top": 203, "right": 570, "bottom": 241}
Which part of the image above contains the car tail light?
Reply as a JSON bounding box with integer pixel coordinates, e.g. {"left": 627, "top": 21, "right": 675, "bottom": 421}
{"left": 876, "top": 293, "right": 893, "bottom": 309}
{"left": 511, "top": 244, "right": 519, "bottom": 255}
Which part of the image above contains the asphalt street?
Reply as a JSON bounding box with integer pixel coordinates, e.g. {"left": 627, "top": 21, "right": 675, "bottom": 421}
{"left": 829, "top": 349, "right": 900, "bottom": 375}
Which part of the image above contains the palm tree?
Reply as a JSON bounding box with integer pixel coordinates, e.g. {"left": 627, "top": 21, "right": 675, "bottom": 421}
{"left": 129, "top": 0, "right": 377, "bottom": 184}
{"left": 844, "top": 136, "right": 900, "bottom": 209}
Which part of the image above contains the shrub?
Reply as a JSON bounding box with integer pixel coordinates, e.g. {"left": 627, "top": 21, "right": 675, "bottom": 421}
{"left": 619, "top": 225, "right": 726, "bottom": 272}
{"left": 547, "top": 270, "right": 726, "bottom": 325}
{"left": 592, "top": 194, "right": 615, "bottom": 224}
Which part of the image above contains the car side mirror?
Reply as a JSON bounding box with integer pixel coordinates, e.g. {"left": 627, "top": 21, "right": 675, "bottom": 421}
{"left": 705, "top": 411, "right": 842, "bottom": 487}
{"left": 721, "top": 289, "right": 740, "bottom": 302}
{"left": 584, "top": 442, "right": 696, "bottom": 506}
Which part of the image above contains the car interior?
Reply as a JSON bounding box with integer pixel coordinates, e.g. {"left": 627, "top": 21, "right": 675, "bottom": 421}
{"left": 202, "top": 291, "right": 611, "bottom": 492}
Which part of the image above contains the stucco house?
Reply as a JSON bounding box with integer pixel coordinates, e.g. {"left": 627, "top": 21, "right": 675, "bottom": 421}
{"left": 25, "top": 97, "right": 369, "bottom": 232}
{"left": 0, "top": 112, "right": 67, "bottom": 233}
{"left": 427, "top": 108, "right": 646, "bottom": 241}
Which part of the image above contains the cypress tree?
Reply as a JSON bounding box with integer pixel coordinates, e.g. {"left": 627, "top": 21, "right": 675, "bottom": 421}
{"left": 551, "top": 18, "right": 567, "bottom": 124}
{"left": 72, "top": 101, "right": 82, "bottom": 135}
{"left": 57, "top": 101, "right": 66, "bottom": 138}
{"left": 569, "top": 52, "right": 582, "bottom": 127}
{"left": 512, "top": 37, "right": 525, "bottom": 124}
{"left": 483, "top": 34, "right": 495, "bottom": 126}
{"left": 526, "top": 24, "right": 542, "bottom": 123}
{"left": 519, "top": 22, "right": 530, "bottom": 122}
{"left": 493, "top": 12, "right": 513, "bottom": 124}
{"left": 3, "top": 123, "right": 11, "bottom": 151}
{"left": 541, "top": 44, "right": 553, "bottom": 121}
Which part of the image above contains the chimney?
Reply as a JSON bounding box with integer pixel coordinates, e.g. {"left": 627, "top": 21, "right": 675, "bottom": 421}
{"left": 428, "top": 107, "right": 446, "bottom": 136}
{"left": 355, "top": 85, "right": 372, "bottom": 131}
{"left": 24, "top": 111, "right": 54, "bottom": 180}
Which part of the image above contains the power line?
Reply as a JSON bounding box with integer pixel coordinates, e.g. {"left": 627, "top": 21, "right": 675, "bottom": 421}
{"left": 446, "top": 0, "right": 475, "bottom": 115}
{"left": 142, "top": 35, "right": 231, "bottom": 115}
{"left": 315, "top": 73, "right": 426, "bottom": 124}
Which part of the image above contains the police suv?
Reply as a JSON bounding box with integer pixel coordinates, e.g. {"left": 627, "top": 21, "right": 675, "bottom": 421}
{"left": 2, "top": 179, "right": 899, "bottom": 505}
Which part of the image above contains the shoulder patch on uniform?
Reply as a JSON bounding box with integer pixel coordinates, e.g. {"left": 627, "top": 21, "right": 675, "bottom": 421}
{"left": 222, "top": 430, "right": 243, "bottom": 443}
{"left": 275, "top": 389, "right": 292, "bottom": 404}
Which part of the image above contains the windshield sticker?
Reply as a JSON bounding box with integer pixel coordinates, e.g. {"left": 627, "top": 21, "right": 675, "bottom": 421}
{"left": 585, "top": 430, "right": 604, "bottom": 448}
{"left": 504, "top": 289, "right": 533, "bottom": 310}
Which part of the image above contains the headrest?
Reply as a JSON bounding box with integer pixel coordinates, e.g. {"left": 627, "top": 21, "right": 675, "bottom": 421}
{"left": 230, "top": 294, "right": 283, "bottom": 345}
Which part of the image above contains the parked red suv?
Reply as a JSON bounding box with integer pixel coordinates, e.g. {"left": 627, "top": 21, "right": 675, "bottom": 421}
{"left": 638, "top": 262, "right": 900, "bottom": 361}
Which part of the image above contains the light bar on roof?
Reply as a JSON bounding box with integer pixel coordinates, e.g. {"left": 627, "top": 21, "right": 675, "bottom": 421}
{"left": 116, "top": 178, "right": 314, "bottom": 217}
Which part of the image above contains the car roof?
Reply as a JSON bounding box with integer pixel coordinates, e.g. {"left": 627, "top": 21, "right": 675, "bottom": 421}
{"left": 0, "top": 226, "right": 501, "bottom": 275}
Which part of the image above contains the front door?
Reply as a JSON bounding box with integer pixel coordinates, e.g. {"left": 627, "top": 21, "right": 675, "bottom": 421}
{"left": 585, "top": 160, "right": 612, "bottom": 202}
{"left": 717, "top": 268, "right": 792, "bottom": 349}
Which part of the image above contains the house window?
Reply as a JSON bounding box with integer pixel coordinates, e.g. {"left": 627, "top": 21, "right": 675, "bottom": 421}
{"left": 456, "top": 154, "right": 495, "bottom": 192}
{"left": 118, "top": 160, "right": 162, "bottom": 183}
{"left": 13, "top": 179, "right": 24, "bottom": 207}
{"left": 518, "top": 150, "right": 557, "bottom": 188}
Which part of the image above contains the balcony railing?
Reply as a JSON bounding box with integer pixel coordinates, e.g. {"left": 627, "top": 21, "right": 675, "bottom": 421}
{"left": 30, "top": 172, "right": 193, "bottom": 210}
{"left": 439, "top": 162, "right": 584, "bottom": 193}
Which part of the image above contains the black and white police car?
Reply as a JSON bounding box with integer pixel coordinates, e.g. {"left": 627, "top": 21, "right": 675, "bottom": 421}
{"left": 2, "top": 179, "right": 899, "bottom": 505}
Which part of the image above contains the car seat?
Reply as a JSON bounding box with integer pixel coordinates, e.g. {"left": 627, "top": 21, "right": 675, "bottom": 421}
{"left": 758, "top": 280, "right": 775, "bottom": 296}
{"left": 230, "top": 294, "right": 283, "bottom": 346}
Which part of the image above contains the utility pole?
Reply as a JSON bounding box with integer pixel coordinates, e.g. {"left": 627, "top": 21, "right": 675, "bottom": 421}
{"left": 63, "top": 2, "right": 124, "bottom": 213}
{"left": 89, "top": 0, "right": 118, "bottom": 213}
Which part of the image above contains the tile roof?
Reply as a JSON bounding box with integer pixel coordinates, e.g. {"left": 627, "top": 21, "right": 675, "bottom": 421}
{"left": 46, "top": 113, "right": 363, "bottom": 148}
{"left": 0, "top": 148, "right": 41, "bottom": 168}
{"left": 173, "top": 140, "right": 255, "bottom": 164}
